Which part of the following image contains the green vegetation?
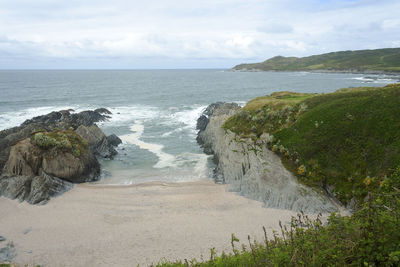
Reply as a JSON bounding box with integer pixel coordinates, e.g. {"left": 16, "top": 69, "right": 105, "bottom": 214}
{"left": 233, "top": 47, "right": 400, "bottom": 72}
{"left": 30, "top": 129, "right": 88, "bottom": 158}
{"left": 223, "top": 84, "right": 400, "bottom": 204}
{"left": 155, "top": 167, "right": 400, "bottom": 266}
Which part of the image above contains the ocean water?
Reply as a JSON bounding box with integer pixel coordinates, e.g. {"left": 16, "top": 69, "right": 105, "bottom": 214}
{"left": 0, "top": 70, "right": 396, "bottom": 185}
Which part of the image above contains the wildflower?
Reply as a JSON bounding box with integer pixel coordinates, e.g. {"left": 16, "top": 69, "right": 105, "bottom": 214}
{"left": 298, "top": 165, "right": 306, "bottom": 175}
{"left": 363, "top": 176, "right": 371, "bottom": 186}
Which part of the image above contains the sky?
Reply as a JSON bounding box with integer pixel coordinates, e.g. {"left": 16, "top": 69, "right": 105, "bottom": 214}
{"left": 0, "top": 0, "right": 399, "bottom": 69}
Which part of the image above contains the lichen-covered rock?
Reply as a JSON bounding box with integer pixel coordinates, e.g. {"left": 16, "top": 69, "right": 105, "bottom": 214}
{"left": 197, "top": 103, "right": 339, "bottom": 213}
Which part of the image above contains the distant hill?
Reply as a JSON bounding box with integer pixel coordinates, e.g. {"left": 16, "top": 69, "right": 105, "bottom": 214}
{"left": 232, "top": 48, "right": 400, "bottom": 73}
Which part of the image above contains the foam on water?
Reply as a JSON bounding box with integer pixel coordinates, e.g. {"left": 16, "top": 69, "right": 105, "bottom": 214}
{"left": 350, "top": 76, "right": 399, "bottom": 84}
{"left": 0, "top": 105, "right": 94, "bottom": 131}
{"left": 120, "top": 122, "right": 177, "bottom": 169}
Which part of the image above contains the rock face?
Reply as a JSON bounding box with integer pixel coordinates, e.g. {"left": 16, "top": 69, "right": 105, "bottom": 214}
{"left": 197, "top": 103, "right": 339, "bottom": 213}
{"left": 0, "top": 108, "right": 120, "bottom": 204}
{"left": 75, "top": 125, "right": 117, "bottom": 158}
{"left": 0, "top": 108, "right": 117, "bottom": 173}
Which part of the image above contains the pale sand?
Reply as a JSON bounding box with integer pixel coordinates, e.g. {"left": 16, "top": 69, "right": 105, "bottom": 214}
{"left": 0, "top": 180, "right": 299, "bottom": 266}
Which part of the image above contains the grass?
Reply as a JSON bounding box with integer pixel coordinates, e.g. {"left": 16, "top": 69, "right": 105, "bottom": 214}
{"left": 30, "top": 129, "right": 88, "bottom": 158}
{"left": 223, "top": 84, "right": 400, "bottom": 204}
{"left": 233, "top": 47, "right": 400, "bottom": 72}
{"left": 154, "top": 167, "right": 400, "bottom": 266}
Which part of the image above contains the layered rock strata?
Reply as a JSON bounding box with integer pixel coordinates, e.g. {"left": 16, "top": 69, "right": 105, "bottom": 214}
{"left": 0, "top": 109, "right": 120, "bottom": 204}
{"left": 197, "top": 103, "right": 339, "bottom": 213}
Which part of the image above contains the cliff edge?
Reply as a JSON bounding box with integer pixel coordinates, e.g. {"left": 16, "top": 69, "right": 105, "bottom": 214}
{"left": 197, "top": 103, "right": 338, "bottom": 213}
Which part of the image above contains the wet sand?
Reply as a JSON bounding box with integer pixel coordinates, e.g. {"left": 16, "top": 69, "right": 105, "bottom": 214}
{"left": 0, "top": 180, "right": 298, "bottom": 266}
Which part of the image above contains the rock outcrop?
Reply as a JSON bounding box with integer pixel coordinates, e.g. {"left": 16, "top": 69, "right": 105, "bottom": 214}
{"left": 0, "top": 108, "right": 116, "bottom": 173}
{"left": 75, "top": 125, "right": 117, "bottom": 158}
{"left": 197, "top": 103, "right": 339, "bottom": 213}
{"left": 0, "top": 108, "right": 120, "bottom": 204}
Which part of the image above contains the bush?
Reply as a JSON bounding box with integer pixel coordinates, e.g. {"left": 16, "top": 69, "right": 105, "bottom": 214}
{"left": 30, "top": 129, "right": 88, "bottom": 158}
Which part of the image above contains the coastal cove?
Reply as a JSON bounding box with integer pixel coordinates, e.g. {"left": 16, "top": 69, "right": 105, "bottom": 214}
{"left": 0, "top": 70, "right": 397, "bottom": 186}
{"left": 1, "top": 70, "right": 399, "bottom": 266}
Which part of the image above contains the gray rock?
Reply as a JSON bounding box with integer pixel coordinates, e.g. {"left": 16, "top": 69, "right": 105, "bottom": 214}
{"left": 75, "top": 125, "right": 117, "bottom": 159}
{"left": 0, "top": 175, "right": 32, "bottom": 202}
{"left": 196, "top": 102, "right": 339, "bottom": 213}
{"left": 0, "top": 242, "right": 16, "bottom": 263}
{"left": 0, "top": 173, "right": 74, "bottom": 205}
{"left": 107, "top": 134, "right": 122, "bottom": 147}
{"left": 94, "top": 108, "right": 112, "bottom": 115}
{"left": 0, "top": 108, "right": 115, "bottom": 173}
{"left": 27, "top": 173, "right": 74, "bottom": 204}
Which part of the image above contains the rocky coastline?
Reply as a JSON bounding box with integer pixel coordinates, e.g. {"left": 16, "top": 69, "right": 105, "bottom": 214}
{"left": 0, "top": 108, "right": 121, "bottom": 204}
{"left": 197, "top": 102, "right": 340, "bottom": 213}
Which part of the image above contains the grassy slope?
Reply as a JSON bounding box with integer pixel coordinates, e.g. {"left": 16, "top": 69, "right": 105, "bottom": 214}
{"left": 233, "top": 48, "right": 400, "bottom": 72}
{"left": 224, "top": 84, "right": 400, "bottom": 204}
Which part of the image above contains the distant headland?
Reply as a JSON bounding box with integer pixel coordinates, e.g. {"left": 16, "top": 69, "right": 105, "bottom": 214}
{"left": 232, "top": 47, "right": 400, "bottom": 74}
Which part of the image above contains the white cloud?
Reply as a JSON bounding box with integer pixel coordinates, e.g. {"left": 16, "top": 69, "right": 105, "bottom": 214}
{"left": 0, "top": 0, "right": 399, "bottom": 68}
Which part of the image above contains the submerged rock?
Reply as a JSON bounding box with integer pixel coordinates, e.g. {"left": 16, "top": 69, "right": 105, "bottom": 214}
{"left": 197, "top": 103, "right": 339, "bottom": 213}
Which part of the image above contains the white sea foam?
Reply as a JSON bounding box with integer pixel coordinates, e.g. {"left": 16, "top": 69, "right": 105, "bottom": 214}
{"left": 120, "top": 122, "right": 177, "bottom": 169}
{"left": 99, "top": 106, "right": 160, "bottom": 127}
{"left": 0, "top": 105, "right": 85, "bottom": 131}
{"left": 350, "top": 76, "right": 397, "bottom": 84}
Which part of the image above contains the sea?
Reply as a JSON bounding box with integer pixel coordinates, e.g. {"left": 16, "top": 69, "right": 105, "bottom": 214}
{"left": 0, "top": 70, "right": 397, "bottom": 185}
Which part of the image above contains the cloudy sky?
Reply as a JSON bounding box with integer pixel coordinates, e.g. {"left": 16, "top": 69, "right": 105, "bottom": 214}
{"left": 0, "top": 0, "right": 399, "bottom": 69}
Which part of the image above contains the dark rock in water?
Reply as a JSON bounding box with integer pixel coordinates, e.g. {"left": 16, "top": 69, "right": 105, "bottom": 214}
{"left": 0, "top": 242, "right": 16, "bottom": 263}
{"left": 196, "top": 115, "right": 209, "bottom": 132}
{"left": 95, "top": 108, "right": 112, "bottom": 115}
{"left": 75, "top": 125, "right": 117, "bottom": 158}
{"left": 107, "top": 134, "right": 122, "bottom": 147}
{"left": 0, "top": 236, "right": 5, "bottom": 242}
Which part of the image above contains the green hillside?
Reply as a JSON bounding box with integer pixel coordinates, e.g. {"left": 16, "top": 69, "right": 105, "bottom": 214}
{"left": 223, "top": 84, "right": 400, "bottom": 204}
{"left": 233, "top": 48, "right": 400, "bottom": 73}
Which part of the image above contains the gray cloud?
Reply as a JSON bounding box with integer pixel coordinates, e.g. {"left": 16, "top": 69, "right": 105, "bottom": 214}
{"left": 0, "top": 0, "right": 399, "bottom": 68}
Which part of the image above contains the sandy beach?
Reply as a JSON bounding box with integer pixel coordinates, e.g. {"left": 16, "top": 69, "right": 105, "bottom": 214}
{"left": 0, "top": 180, "right": 300, "bottom": 266}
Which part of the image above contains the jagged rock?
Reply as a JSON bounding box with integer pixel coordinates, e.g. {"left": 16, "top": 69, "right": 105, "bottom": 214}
{"left": 0, "top": 175, "right": 32, "bottom": 202}
{"left": 0, "top": 174, "right": 73, "bottom": 204}
{"left": 3, "top": 138, "right": 99, "bottom": 183}
{"left": 196, "top": 103, "right": 339, "bottom": 213}
{"left": 0, "top": 109, "right": 117, "bottom": 204}
{"left": 107, "top": 134, "right": 122, "bottom": 147}
{"left": 95, "top": 108, "right": 112, "bottom": 115}
{"left": 75, "top": 125, "right": 117, "bottom": 158}
{"left": 0, "top": 242, "right": 16, "bottom": 263}
{"left": 27, "top": 173, "right": 73, "bottom": 204}
{"left": 0, "top": 108, "right": 115, "bottom": 173}
{"left": 196, "top": 102, "right": 240, "bottom": 149}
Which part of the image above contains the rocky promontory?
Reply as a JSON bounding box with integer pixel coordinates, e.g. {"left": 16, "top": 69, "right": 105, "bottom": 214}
{"left": 197, "top": 102, "right": 339, "bottom": 213}
{"left": 0, "top": 109, "right": 121, "bottom": 204}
